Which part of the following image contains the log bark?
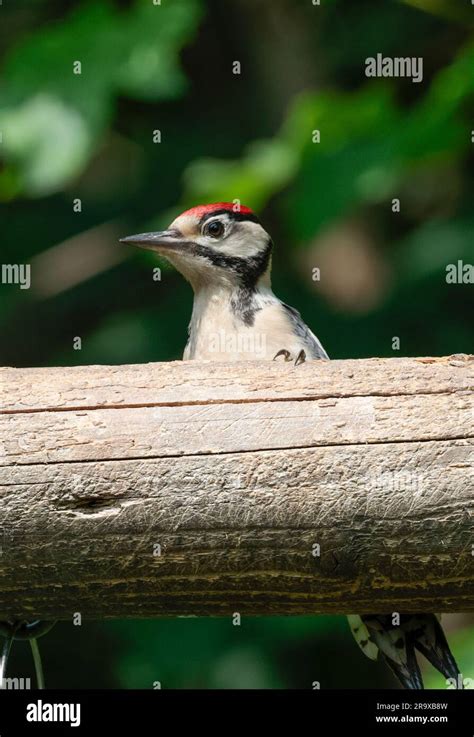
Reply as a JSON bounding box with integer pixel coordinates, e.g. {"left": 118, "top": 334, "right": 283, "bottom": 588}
{"left": 0, "top": 355, "right": 472, "bottom": 619}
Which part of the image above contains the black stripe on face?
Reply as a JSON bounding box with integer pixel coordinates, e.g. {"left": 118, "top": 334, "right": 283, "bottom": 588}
{"left": 195, "top": 236, "right": 273, "bottom": 288}
{"left": 199, "top": 209, "right": 261, "bottom": 226}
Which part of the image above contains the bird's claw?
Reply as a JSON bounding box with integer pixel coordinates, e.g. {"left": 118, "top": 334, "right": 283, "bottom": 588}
{"left": 294, "top": 349, "right": 306, "bottom": 366}
{"left": 273, "top": 349, "right": 292, "bottom": 362}
{"left": 273, "top": 348, "right": 306, "bottom": 366}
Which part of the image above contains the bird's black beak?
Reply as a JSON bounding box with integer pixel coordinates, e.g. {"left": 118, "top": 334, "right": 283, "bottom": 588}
{"left": 119, "top": 229, "right": 187, "bottom": 253}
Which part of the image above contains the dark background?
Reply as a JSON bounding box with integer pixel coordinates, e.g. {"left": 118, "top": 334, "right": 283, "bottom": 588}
{"left": 1, "top": 0, "right": 473, "bottom": 688}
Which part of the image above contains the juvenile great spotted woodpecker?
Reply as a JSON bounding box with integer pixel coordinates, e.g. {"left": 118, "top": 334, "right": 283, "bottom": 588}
{"left": 121, "top": 202, "right": 461, "bottom": 689}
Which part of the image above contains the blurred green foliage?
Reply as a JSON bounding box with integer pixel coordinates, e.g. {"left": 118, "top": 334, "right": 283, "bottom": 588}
{"left": 2, "top": 0, "right": 473, "bottom": 688}
{"left": 0, "top": 0, "right": 202, "bottom": 195}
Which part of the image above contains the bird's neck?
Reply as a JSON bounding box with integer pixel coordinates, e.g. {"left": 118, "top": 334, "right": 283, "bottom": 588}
{"left": 187, "top": 277, "right": 276, "bottom": 350}
{"left": 191, "top": 280, "right": 272, "bottom": 323}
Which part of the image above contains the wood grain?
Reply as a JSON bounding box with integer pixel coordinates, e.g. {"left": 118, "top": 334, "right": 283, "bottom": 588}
{"left": 0, "top": 355, "right": 472, "bottom": 619}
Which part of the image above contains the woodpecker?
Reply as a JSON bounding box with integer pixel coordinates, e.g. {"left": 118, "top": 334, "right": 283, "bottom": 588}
{"left": 121, "top": 202, "right": 461, "bottom": 689}
{"left": 121, "top": 203, "right": 327, "bottom": 362}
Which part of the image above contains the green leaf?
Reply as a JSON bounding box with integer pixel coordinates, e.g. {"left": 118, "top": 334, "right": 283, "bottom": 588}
{"left": 0, "top": 0, "right": 203, "bottom": 195}
{"left": 0, "top": 95, "right": 92, "bottom": 196}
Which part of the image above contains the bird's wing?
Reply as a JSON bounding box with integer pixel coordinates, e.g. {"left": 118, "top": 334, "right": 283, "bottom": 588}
{"left": 362, "top": 615, "right": 424, "bottom": 689}
{"left": 347, "top": 615, "right": 378, "bottom": 661}
{"left": 355, "top": 613, "right": 460, "bottom": 689}
{"left": 404, "top": 615, "right": 460, "bottom": 683}
{"left": 281, "top": 302, "right": 329, "bottom": 359}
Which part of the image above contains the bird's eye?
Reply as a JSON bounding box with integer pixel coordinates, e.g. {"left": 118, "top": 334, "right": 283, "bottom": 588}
{"left": 203, "top": 220, "right": 225, "bottom": 238}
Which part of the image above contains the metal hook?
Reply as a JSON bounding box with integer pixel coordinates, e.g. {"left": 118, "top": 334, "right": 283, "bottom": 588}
{"left": 0, "top": 620, "right": 56, "bottom": 690}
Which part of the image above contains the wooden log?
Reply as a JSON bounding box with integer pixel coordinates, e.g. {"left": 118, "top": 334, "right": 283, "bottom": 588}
{"left": 0, "top": 355, "right": 472, "bottom": 619}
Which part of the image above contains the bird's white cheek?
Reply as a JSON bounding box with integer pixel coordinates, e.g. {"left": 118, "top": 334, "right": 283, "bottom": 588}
{"left": 164, "top": 251, "right": 230, "bottom": 287}
{"left": 163, "top": 251, "right": 205, "bottom": 277}
{"left": 220, "top": 229, "right": 268, "bottom": 259}
{"left": 193, "top": 233, "right": 265, "bottom": 259}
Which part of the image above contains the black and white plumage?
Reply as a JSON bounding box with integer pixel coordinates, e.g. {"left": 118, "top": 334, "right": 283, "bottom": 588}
{"left": 121, "top": 202, "right": 327, "bottom": 362}
{"left": 349, "top": 614, "right": 461, "bottom": 689}
{"left": 121, "top": 202, "right": 459, "bottom": 689}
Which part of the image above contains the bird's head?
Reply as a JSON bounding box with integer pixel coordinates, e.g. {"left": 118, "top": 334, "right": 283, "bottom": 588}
{"left": 120, "top": 203, "right": 273, "bottom": 290}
